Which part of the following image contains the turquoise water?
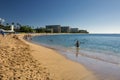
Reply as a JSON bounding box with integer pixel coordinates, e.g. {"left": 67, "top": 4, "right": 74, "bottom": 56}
{"left": 32, "top": 34, "right": 120, "bottom": 65}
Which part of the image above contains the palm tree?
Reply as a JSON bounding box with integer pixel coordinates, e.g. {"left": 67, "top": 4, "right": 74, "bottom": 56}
{"left": 16, "top": 23, "right": 19, "bottom": 26}
{"left": 12, "top": 22, "right": 14, "bottom": 25}
{"left": 16, "top": 23, "right": 22, "bottom": 32}
{"left": 6, "top": 23, "right": 9, "bottom": 26}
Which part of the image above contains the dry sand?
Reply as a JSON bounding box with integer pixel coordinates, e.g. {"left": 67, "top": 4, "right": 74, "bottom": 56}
{"left": 0, "top": 34, "right": 98, "bottom": 80}
{"left": 0, "top": 34, "right": 52, "bottom": 80}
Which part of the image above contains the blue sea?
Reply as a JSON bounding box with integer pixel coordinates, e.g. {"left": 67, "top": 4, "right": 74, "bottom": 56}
{"left": 31, "top": 34, "right": 120, "bottom": 65}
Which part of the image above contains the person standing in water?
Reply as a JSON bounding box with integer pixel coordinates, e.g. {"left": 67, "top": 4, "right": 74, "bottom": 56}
{"left": 75, "top": 40, "right": 80, "bottom": 57}
{"left": 75, "top": 40, "right": 80, "bottom": 48}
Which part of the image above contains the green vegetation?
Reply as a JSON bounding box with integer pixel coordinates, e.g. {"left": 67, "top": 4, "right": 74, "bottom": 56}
{"left": 0, "top": 22, "right": 89, "bottom": 33}
{"left": 0, "top": 24, "right": 4, "bottom": 29}
{"left": 0, "top": 24, "right": 11, "bottom": 30}
{"left": 19, "top": 25, "right": 34, "bottom": 33}
{"left": 78, "top": 30, "right": 89, "bottom": 33}
{"left": 35, "top": 27, "right": 46, "bottom": 33}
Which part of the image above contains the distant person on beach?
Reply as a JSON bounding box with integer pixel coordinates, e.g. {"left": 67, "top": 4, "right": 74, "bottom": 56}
{"left": 24, "top": 34, "right": 32, "bottom": 40}
{"left": 0, "top": 30, "right": 5, "bottom": 37}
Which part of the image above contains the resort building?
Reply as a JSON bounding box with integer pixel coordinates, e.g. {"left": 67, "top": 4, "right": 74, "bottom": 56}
{"left": 61, "top": 26, "right": 70, "bottom": 33}
{"left": 45, "top": 28, "right": 53, "bottom": 33}
{"left": 70, "top": 28, "right": 79, "bottom": 33}
{"left": 46, "top": 25, "right": 61, "bottom": 33}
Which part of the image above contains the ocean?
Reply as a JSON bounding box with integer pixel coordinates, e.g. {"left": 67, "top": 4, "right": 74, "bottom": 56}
{"left": 31, "top": 34, "right": 120, "bottom": 80}
{"left": 31, "top": 34, "right": 120, "bottom": 64}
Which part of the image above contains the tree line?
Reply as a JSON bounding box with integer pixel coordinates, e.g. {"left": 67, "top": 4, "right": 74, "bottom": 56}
{"left": 0, "top": 22, "right": 89, "bottom": 33}
{"left": 0, "top": 23, "right": 34, "bottom": 33}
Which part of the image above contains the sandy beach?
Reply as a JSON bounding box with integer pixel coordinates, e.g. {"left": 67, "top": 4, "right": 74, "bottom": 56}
{"left": 0, "top": 34, "right": 97, "bottom": 80}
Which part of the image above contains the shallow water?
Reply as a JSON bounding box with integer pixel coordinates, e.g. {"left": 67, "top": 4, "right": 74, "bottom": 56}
{"left": 32, "top": 34, "right": 120, "bottom": 64}
{"left": 31, "top": 34, "right": 120, "bottom": 80}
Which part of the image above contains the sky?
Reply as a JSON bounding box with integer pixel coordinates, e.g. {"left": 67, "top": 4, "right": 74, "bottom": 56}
{"left": 0, "top": 0, "right": 120, "bottom": 33}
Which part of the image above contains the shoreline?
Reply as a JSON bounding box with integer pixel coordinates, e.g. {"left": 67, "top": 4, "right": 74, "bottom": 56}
{"left": 23, "top": 33, "right": 120, "bottom": 80}
{"left": 19, "top": 33, "right": 98, "bottom": 80}
{"left": 29, "top": 34, "right": 120, "bottom": 66}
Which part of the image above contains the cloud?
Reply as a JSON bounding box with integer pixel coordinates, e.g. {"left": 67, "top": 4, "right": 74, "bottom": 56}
{"left": 0, "top": 18, "right": 5, "bottom": 23}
